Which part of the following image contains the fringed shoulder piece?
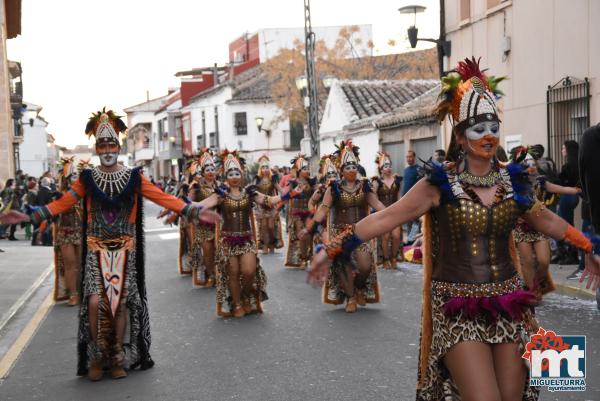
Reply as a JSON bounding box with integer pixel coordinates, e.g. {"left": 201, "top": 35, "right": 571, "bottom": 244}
{"left": 245, "top": 185, "right": 258, "bottom": 198}
{"left": 394, "top": 175, "right": 403, "bottom": 187}
{"left": 423, "top": 160, "right": 454, "bottom": 205}
{"left": 215, "top": 184, "right": 229, "bottom": 198}
{"left": 329, "top": 180, "right": 341, "bottom": 203}
{"left": 506, "top": 162, "right": 535, "bottom": 212}
{"left": 362, "top": 178, "right": 372, "bottom": 193}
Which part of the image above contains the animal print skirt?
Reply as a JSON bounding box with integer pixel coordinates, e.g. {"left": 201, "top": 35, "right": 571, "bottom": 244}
{"left": 416, "top": 279, "right": 540, "bottom": 400}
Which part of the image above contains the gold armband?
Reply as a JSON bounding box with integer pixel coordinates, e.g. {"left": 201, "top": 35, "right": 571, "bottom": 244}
{"left": 526, "top": 200, "right": 546, "bottom": 217}
{"left": 318, "top": 203, "right": 331, "bottom": 213}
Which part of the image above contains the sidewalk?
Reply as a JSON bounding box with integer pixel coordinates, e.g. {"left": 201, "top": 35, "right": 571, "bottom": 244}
{"left": 550, "top": 263, "right": 598, "bottom": 301}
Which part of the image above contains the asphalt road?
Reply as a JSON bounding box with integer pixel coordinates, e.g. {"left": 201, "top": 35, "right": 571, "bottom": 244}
{"left": 0, "top": 201, "right": 598, "bottom": 401}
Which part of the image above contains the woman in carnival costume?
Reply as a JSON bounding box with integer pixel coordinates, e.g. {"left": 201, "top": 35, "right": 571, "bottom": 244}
{"left": 53, "top": 157, "right": 86, "bottom": 305}
{"left": 189, "top": 148, "right": 220, "bottom": 287}
{"left": 173, "top": 164, "right": 194, "bottom": 276}
{"left": 253, "top": 154, "right": 284, "bottom": 254}
{"left": 309, "top": 58, "right": 600, "bottom": 400}
{"left": 195, "top": 150, "right": 301, "bottom": 317}
{"left": 284, "top": 154, "right": 318, "bottom": 268}
{"left": 371, "top": 151, "right": 403, "bottom": 269}
{"left": 302, "top": 140, "right": 386, "bottom": 313}
{"left": 1, "top": 108, "right": 218, "bottom": 381}
{"left": 512, "top": 146, "right": 581, "bottom": 299}
{"left": 308, "top": 154, "right": 339, "bottom": 246}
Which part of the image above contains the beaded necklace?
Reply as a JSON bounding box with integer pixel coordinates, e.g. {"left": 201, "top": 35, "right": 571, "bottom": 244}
{"left": 91, "top": 166, "right": 131, "bottom": 198}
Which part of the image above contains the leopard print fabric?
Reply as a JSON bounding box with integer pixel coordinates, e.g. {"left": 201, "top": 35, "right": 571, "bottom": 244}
{"left": 416, "top": 287, "right": 540, "bottom": 401}
{"left": 514, "top": 219, "right": 547, "bottom": 243}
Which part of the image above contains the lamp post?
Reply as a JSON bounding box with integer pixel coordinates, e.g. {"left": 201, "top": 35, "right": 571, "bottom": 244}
{"left": 399, "top": 3, "right": 450, "bottom": 77}
{"left": 255, "top": 116, "right": 271, "bottom": 152}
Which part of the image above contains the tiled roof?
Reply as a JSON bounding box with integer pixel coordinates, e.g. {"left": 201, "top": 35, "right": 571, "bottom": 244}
{"left": 340, "top": 79, "right": 438, "bottom": 121}
{"left": 229, "top": 70, "right": 272, "bottom": 102}
{"left": 124, "top": 95, "right": 169, "bottom": 113}
{"left": 375, "top": 84, "right": 441, "bottom": 129}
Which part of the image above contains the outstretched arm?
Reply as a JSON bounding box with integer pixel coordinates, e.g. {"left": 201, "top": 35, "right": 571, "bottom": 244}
{"left": 355, "top": 179, "right": 439, "bottom": 241}
{"left": 31, "top": 179, "right": 87, "bottom": 223}
{"left": 545, "top": 181, "right": 580, "bottom": 195}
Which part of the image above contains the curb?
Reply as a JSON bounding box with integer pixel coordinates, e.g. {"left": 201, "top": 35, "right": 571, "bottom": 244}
{"left": 553, "top": 282, "right": 596, "bottom": 301}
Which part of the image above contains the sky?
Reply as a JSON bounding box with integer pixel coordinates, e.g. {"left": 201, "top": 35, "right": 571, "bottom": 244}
{"left": 7, "top": 0, "right": 439, "bottom": 148}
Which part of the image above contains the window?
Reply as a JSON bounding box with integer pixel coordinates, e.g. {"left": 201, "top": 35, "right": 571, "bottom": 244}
{"left": 234, "top": 112, "right": 247, "bottom": 135}
{"left": 209, "top": 132, "right": 217, "bottom": 148}
{"left": 546, "top": 77, "right": 590, "bottom": 168}
{"left": 285, "top": 120, "right": 304, "bottom": 150}
{"left": 460, "top": 0, "right": 470, "bottom": 21}
{"left": 196, "top": 134, "right": 205, "bottom": 149}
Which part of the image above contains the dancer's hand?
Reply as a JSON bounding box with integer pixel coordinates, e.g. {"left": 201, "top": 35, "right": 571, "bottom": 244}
{"left": 307, "top": 249, "right": 331, "bottom": 287}
{"left": 0, "top": 210, "right": 30, "bottom": 225}
{"left": 157, "top": 209, "right": 170, "bottom": 219}
{"left": 580, "top": 254, "right": 600, "bottom": 291}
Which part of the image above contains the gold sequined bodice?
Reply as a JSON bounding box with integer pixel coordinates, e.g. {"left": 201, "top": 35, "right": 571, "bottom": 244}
{"left": 221, "top": 193, "right": 252, "bottom": 234}
{"left": 376, "top": 178, "right": 400, "bottom": 207}
{"left": 431, "top": 173, "right": 522, "bottom": 284}
{"left": 257, "top": 178, "right": 277, "bottom": 197}
{"left": 192, "top": 182, "right": 216, "bottom": 202}
{"left": 331, "top": 181, "right": 368, "bottom": 226}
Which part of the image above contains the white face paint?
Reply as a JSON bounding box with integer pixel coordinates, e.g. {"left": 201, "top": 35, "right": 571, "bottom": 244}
{"left": 227, "top": 169, "right": 242, "bottom": 186}
{"left": 99, "top": 152, "right": 119, "bottom": 167}
{"left": 343, "top": 164, "right": 357, "bottom": 172}
{"left": 465, "top": 121, "right": 500, "bottom": 141}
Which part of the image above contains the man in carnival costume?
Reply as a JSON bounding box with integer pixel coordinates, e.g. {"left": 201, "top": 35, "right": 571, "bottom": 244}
{"left": 310, "top": 59, "right": 600, "bottom": 399}
{"left": 2, "top": 108, "right": 217, "bottom": 381}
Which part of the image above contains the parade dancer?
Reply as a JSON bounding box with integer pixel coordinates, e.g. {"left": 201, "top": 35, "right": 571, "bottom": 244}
{"left": 308, "top": 154, "right": 339, "bottom": 246}
{"left": 253, "top": 154, "right": 283, "bottom": 254}
{"left": 195, "top": 150, "right": 301, "bottom": 317}
{"left": 371, "top": 151, "right": 403, "bottom": 269}
{"left": 189, "top": 149, "right": 219, "bottom": 287}
{"left": 175, "top": 172, "right": 193, "bottom": 276}
{"left": 284, "top": 154, "right": 317, "bottom": 268}
{"left": 512, "top": 147, "right": 581, "bottom": 298}
{"left": 309, "top": 58, "right": 600, "bottom": 400}
{"left": 302, "top": 141, "right": 386, "bottom": 313}
{"left": 53, "top": 157, "right": 84, "bottom": 305}
{"left": 2, "top": 109, "right": 217, "bottom": 381}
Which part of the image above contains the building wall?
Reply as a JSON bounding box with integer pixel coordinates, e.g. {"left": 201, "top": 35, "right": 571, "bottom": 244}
{"left": 187, "top": 86, "right": 232, "bottom": 151}
{"left": 0, "top": 2, "right": 15, "bottom": 183}
{"left": 19, "top": 117, "right": 49, "bottom": 177}
{"left": 444, "top": 0, "right": 600, "bottom": 159}
{"left": 381, "top": 123, "right": 441, "bottom": 173}
{"left": 228, "top": 33, "right": 260, "bottom": 63}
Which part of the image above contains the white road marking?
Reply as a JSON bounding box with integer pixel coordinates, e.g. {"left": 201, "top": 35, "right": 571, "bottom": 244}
{"left": 159, "top": 232, "right": 180, "bottom": 240}
{"left": 144, "top": 227, "right": 177, "bottom": 233}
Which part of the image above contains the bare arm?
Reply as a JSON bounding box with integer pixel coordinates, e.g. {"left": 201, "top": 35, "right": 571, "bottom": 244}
{"left": 194, "top": 193, "right": 220, "bottom": 210}
{"left": 367, "top": 192, "right": 386, "bottom": 212}
{"left": 308, "top": 185, "right": 324, "bottom": 210}
{"left": 312, "top": 187, "right": 333, "bottom": 224}
{"left": 354, "top": 178, "right": 440, "bottom": 241}
{"left": 545, "top": 181, "right": 580, "bottom": 195}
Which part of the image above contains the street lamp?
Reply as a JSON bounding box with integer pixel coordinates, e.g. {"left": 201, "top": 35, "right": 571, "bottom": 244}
{"left": 322, "top": 75, "right": 336, "bottom": 90}
{"left": 398, "top": 4, "right": 451, "bottom": 77}
{"left": 295, "top": 75, "right": 310, "bottom": 109}
{"left": 255, "top": 116, "right": 271, "bottom": 136}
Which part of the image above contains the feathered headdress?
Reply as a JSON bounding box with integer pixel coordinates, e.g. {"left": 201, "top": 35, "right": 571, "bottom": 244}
{"left": 375, "top": 151, "right": 391, "bottom": 171}
{"left": 290, "top": 153, "right": 309, "bottom": 172}
{"left": 319, "top": 154, "right": 338, "bottom": 180}
{"left": 258, "top": 154, "right": 270, "bottom": 168}
{"left": 334, "top": 139, "right": 360, "bottom": 169}
{"left": 85, "top": 107, "right": 127, "bottom": 145}
{"left": 57, "top": 157, "right": 76, "bottom": 181}
{"left": 219, "top": 149, "right": 245, "bottom": 174}
{"left": 436, "top": 57, "right": 506, "bottom": 132}
{"left": 197, "top": 148, "right": 216, "bottom": 173}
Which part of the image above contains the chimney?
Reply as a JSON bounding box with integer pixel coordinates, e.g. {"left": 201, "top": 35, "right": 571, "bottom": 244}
{"left": 146, "top": 90, "right": 149, "bottom": 102}
{"left": 213, "top": 63, "right": 219, "bottom": 87}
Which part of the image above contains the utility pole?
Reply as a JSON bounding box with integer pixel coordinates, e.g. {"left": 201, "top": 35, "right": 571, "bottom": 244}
{"left": 303, "top": 0, "right": 320, "bottom": 171}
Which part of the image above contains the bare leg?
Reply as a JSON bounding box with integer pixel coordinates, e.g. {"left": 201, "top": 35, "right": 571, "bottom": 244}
{"left": 391, "top": 226, "right": 402, "bottom": 263}
{"left": 533, "top": 240, "right": 551, "bottom": 277}
{"left": 88, "top": 294, "right": 99, "bottom": 342}
{"left": 240, "top": 252, "right": 257, "bottom": 295}
{"left": 295, "top": 219, "right": 310, "bottom": 263}
{"left": 492, "top": 343, "right": 527, "bottom": 401}
{"left": 444, "top": 341, "right": 502, "bottom": 401}
{"left": 353, "top": 250, "right": 373, "bottom": 289}
{"left": 267, "top": 216, "right": 276, "bottom": 252}
{"left": 517, "top": 242, "right": 536, "bottom": 289}
{"left": 381, "top": 232, "right": 391, "bottom": 265}
{"left": 227, "top": 256, "right": 241, "bottom": 306}
{"left": 60, "top": 244, "right": 79, "bottom": 297}
{"left": 202, "top": 240, "right": 216, "bottom": 280}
